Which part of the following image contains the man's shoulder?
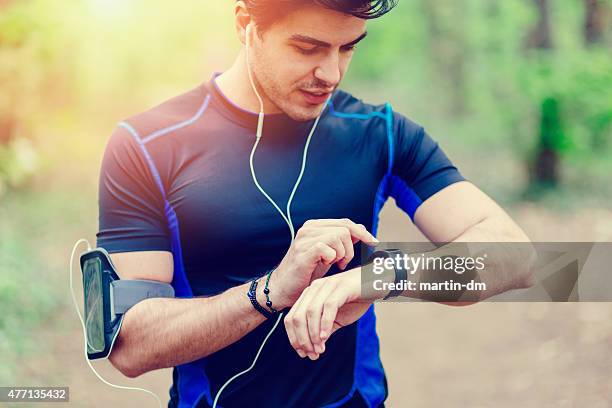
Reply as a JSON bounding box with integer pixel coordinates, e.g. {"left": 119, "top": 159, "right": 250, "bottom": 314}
{"left": 330, "top": 88, "right": 422, "bottom": 135}
{"left": 120, "top": 83, "right": 210, "bottom": 141}
{"left": 330, "top": 88, "right": 389, "bottom": 118}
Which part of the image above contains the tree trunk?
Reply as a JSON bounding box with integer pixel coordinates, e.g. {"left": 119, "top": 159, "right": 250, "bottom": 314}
{"left": 525, "top": 0, "right": 553, "bottom": 49}
{"left": 584, "top": 0, "right": 606, "bottom": 45}
{"left": 533, "top": 97, "right": 563, "bottom": 187}
{"left": 525, "top": 0, "right": 563, "bottom": 189}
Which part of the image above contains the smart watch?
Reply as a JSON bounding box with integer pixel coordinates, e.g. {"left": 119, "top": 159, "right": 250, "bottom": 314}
{"left": 369, "top": 248, "right": 408, "bottom": 300}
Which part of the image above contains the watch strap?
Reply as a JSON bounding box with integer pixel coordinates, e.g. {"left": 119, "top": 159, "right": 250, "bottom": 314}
{"left": 382, "top": 249, "right": 408, "bottom": 300}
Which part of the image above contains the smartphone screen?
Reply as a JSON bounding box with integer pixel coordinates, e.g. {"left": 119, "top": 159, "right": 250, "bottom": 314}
{"left": 83, "top": 257, "right": 105, "bottom": 354}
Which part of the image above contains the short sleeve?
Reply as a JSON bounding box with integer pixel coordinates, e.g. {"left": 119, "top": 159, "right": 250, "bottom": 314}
{"left": 96, "top": 126, "right": 171, "bottom": 253}
{"left": 388, "top": 112, "right": 466, "bottom": 218}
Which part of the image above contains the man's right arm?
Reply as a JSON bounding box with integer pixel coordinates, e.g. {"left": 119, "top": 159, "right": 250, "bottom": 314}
{"left": 106, "top": 219, "right": 379, "bottom": 377}
{"left": 107, "top": 250, "right": 269, "bottom": 378}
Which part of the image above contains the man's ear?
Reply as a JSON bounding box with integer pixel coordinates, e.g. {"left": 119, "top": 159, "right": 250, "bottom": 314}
{"left": 234, "top": 1, "right": 252, "bottom": 46}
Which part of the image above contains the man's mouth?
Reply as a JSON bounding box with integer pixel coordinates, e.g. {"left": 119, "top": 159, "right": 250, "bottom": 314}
{"left": 300, "top": 89, "right": 333, "bottom": 105}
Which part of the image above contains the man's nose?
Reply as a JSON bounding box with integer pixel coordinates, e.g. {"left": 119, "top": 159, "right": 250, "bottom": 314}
{"left": 314, "top": 52, "right": 341, "bottom": 87}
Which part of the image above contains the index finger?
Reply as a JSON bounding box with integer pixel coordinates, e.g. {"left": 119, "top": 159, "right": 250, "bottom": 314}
{"left": 307, "top": 219, "right": 379, "bottom": 246}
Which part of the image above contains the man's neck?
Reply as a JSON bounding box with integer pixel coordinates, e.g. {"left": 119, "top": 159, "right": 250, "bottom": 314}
{"left": 215, "top": 52, "right": 281, "bottom": 114}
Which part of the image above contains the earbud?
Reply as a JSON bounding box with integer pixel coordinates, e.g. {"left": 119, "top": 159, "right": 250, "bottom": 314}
{"left": 244, "top": 21, "right": 265, "bottom": 137}
{"left": 245, "top": 22, "right": 253, "bottom": 49}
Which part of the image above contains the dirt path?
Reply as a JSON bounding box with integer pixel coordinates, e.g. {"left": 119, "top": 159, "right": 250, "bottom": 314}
{"left": 11, "top": 202, "right": 612, "bottom": 407}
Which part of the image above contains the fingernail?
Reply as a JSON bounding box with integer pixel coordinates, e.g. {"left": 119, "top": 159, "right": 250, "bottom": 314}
{"left": 297, "top": 350, "right": 306, "bottom": 358}
{"left": 308, "top": 353, "right": 319, "bottom": 360}
{"left": 373, "top": 237, "right": 380, "bottom": 243}
{"left": 320, "top": 331, "right": 328, "bottom": 340}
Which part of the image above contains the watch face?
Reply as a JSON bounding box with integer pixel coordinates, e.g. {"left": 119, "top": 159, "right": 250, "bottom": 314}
{"left": 366, "top": 249, "right": 400, "bottom": 264}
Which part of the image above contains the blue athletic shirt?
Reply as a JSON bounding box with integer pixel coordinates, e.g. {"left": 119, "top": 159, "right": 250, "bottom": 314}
{"left": 96, "top": 71, "right": 466, "bottom": 408}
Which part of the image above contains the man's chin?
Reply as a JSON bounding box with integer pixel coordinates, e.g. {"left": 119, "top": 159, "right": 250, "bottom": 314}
{"left": 285, "top": 104, "right": 327, "bottom": 122}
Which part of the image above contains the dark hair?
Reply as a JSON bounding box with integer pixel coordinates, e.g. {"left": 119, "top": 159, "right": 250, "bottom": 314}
{"left": 240, "top": 0, "right": 398, "bottom": 32}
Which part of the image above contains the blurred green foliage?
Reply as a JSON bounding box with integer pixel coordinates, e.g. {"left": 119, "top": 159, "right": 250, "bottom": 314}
{"left": 1, "top": 0, "right": 609, "bottom": 195}
{"left": 346, "top": 0, "right": 610, "bottom": 200}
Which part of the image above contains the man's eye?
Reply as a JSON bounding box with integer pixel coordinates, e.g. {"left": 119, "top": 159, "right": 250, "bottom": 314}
{"left": 295, "top": 46, "right": 318, "bottom": 55}
{"left": 342, "top": 45, "right": 356, "bottom": 53}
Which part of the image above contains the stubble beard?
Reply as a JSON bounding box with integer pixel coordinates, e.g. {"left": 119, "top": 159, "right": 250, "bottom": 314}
{"left": 252, "top": 63, "right": 325, "bottom": 122}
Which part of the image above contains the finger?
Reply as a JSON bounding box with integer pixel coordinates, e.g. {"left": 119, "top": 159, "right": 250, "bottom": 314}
{"left": 306, "top": 318, "right": 321, "bottom": 360}
{"left": 320, "top": 291, "right": 350, "bottom": 343}
{"left": 321, "top": 232, "right": 346, "bottom": 265}
{"left": 290, "top": 287, "right": 318, "bottom": 359}
{"left": 333, "top": 227, "right": 354, "bottom": 270}
{"left": 305, "top": 219, "right": 379, "bottom": 246}
{"left": 306, "top": 280, "right": 338, "bottom": 353}
{"left": 345, "top": 222, "right": 379, "bottom": 246}
{"left": 304, "top": 241, "right": 337, "bottom": 267}
{"left": 285, "top": 294, "right": 307, "bottom": 358}
{"left": 302, "top": 227, "right": 354, "bottom": 270}
{"left": 300, "top": 234, "right": 343, "bottom": 266}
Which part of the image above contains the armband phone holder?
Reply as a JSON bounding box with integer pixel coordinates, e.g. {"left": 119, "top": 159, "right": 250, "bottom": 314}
{"left": 79, "top": 248, "right": 175, "bottom": 360}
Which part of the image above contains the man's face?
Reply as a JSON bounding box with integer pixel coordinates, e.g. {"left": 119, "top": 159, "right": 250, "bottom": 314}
{"left": 248, "top": 4, "right": 367, "bottom": 121}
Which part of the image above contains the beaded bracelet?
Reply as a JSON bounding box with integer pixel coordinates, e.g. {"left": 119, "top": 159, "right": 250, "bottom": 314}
{"left": 247, "top": 278, "right": 274, "bottom": 319}
{"left": 263, "top": 268, "right": 278, "bottom": 314}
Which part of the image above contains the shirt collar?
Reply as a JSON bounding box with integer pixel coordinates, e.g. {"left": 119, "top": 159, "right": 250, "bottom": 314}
{"left": 205, "top": 71, "right": 322, "bottom": 137}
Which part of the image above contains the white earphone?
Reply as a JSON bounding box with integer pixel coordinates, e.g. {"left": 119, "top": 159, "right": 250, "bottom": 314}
{"left": 212, "top": 21, "right": 332, "bottom": 408}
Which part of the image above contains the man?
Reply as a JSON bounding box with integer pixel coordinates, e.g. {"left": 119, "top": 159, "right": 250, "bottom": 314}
{"left": 97, "top": 1, "right": 533, "bottom": 407}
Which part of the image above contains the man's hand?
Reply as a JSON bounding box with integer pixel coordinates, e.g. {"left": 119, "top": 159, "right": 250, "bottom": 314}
{"left": 269, "top": 219, "right": 378, "bottom": 310}
{"left": 284, "top": 267, "right": 371, "bottom": 360}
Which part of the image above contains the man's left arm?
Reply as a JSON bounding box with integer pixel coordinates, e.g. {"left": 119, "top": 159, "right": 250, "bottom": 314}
{"left": 284, "top": 113, "right": 536, "bottom": 358}
{"left": 284, "top": 181, "right": 536, "bottom": 359}
{"left": 409, "top": 180, "right": 536, "bottom": 298}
